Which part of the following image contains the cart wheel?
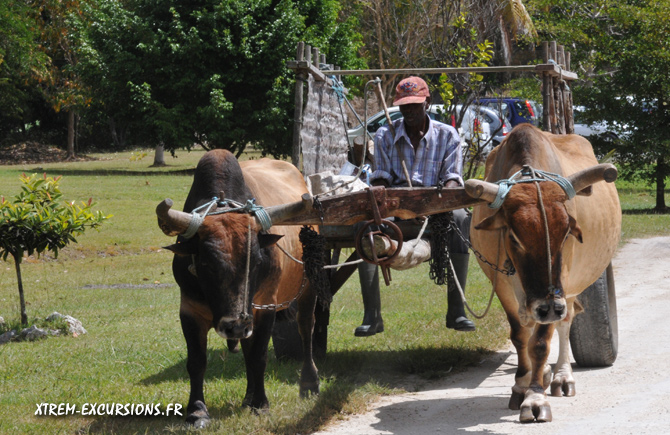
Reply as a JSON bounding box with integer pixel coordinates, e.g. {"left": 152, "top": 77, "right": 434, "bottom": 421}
{"left": 569, "top": 262, "right": 618, "bottom": 367}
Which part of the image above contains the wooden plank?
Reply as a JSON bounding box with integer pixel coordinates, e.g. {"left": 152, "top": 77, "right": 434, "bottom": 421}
{"left": 289, "top": 64, "right": 579, "bottom": 80}
{"left": 317, "top": 65, "right": 538, "bottom": 76}
{"left": 534, "top": 64, "right": 578, "bottom": 80}
{"left": 265, "top": 186, "right": 485, "bottom": 227}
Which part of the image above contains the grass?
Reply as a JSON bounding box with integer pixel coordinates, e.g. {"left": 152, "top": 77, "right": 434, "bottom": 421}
{"left": 0, "top": 149, "right": 669, "bottom": 434}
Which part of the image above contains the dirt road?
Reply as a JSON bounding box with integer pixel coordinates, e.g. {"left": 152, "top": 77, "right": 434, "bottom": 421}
{"left": 314, "top": 237, "right": 670, "bottom": 435}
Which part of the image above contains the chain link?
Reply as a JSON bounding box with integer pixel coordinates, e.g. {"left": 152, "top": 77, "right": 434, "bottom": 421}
{"left": 448, "top": 213, "right": 516, "bottom": 276}
{"left": 252, "top": 274, "right": 308, "bottom": 311}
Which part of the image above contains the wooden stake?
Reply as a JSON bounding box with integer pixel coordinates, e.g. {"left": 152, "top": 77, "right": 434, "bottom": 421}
{"left": 292, "top": 42, "right": 306, "bottom": 169}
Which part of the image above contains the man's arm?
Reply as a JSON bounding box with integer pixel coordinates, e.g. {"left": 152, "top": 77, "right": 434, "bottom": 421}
{"left": 436, "top": 124, "right": 464, "bottom": 187}
{"left": 368, "top": 126, "right": 395, "bottom": 186}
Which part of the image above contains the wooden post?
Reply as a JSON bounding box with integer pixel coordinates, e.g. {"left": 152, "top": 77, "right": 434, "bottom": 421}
{"left": 312, "top": 47, "right": 319, "bottom": 68}
{"left": 542, "top": 42, "right": 555, "bottom": 133}
{"left": 563, "top": 50, "right": 575, "bottom": 134}
{"left": 292, "top": 42, "right": 306, "bottom": 168}
{"left": 550, "top": 41, "right": 557, "bottom": 63}
{"left": 554, "top": 78, "right": 565, "bottom": 134}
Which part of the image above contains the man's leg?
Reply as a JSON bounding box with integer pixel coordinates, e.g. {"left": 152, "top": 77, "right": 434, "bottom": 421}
{"left": 446, "top": 209, "right": 476, "bottom": 332}
{"left": 353, "top": 221, "right": 384, "bottom": 337}
{"left": 354, "top": 260, "right": 384, "bottom": 337}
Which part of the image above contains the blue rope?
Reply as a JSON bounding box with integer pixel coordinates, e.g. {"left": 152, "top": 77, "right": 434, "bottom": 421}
{"left": 183, "top": 196, "right": 274, "bottom": 237}
{"left": 183, "top": 197, "right": 219, "bottom": 239}
{"left": 329, "top": 75, "right": 346, "bottom": 103}
{"left": 489, "top": 167, "right": 576, "bottom": 209}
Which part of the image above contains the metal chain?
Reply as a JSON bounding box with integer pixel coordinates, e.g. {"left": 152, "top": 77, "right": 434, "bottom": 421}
{"left": 448, "top": 213, "right": 516, "bottom": 276}
{"left": 252, "top": 274, "right": 308, "bottom": 311}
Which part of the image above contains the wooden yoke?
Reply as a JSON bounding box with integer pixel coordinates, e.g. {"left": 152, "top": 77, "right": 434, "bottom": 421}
{"left": 265, "top": 186, "right": 485, "bottom": 227}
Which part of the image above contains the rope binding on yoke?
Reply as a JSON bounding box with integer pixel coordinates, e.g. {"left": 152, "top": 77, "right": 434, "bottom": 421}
{"left": 488, "top": 165, "right": 576, "bottom": 209}
{"left": 182, "top": 196, "right": 273, "bottom": 240}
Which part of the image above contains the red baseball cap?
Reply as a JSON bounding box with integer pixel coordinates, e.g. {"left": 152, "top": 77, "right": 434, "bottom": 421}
{"left": 393, "top": 76, "right": 430, "bottom": 105}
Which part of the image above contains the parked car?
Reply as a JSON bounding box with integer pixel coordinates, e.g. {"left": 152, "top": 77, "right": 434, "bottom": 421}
{"left": 347, "top": 105, "right": 491, "bottom": 153}
{"left": 469, "top": 105, "right": 511, "bottom": 147}
{"left": 474, "top": 97, "right": 540, "bottom": 127}
{"left": 573, "top": 106, "right": 627, "bottom": 142}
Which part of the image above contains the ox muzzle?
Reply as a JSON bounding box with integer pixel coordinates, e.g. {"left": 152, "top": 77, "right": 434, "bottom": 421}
{"left": 216, "top": 313, "right": 253, "bottom": 340}
{"left": 528, "top": 296, "right": 567, "bottom": 324}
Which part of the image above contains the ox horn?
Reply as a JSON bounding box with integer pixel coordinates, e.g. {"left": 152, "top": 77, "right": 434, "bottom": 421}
{"left": 464, "top": 179, "right": 500, "bottom": 203}
{"left": 566, "top": 163, "right": 618, "bottom": 194}
{"left": 156, "top": 198, "right": 195, "bottom": 237}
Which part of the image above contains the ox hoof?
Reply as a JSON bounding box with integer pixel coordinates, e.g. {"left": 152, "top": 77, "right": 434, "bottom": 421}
{"left": 243, "top": 396, "right": 270, "bottom": 413}
{"left": 508, "top": 390, "right": 525, "bottom": 410}
{"left": 551, "top": 378, "right": 576, "bottom": 397}
{"left": 520, "top": 404, "right": 552, "bottom": 423}
{"left": 185, "top": 400, "right": 210, "bottom": 428}
{"left": 519, "top": 393, "right": 553, "bottom": 423}
{"left": 299, "top": 382, "right": 320, "bottom": 398}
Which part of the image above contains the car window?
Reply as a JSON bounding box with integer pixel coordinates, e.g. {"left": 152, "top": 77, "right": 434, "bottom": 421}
{"left": 514, "top": 101, "right": 532, "bottom": 119}
{"left": 367, "top": 111, "right": 402, "bottom": 132}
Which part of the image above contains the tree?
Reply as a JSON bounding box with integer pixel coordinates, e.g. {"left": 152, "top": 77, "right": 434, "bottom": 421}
{"left": 527, "top": 0, "right": 670, "bottom": 210}
{"left": 34, "top": 0, "right": 93, "bottom": 159}
{"left": 345, "top": 0, "right": 535, "bottom": 102}
{"left": 0, "top": 174, "right": 109, "bottom": 325}
{"left": 76, "top": 0, "right": 363, "bottom": 158}
{"left": 0, "top": 0, "right": 50, "bottom": 142}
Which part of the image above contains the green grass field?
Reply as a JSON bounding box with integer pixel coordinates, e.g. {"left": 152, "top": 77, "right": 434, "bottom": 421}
{"left": 0, "top": 149, "right": 668, "bottom": 434}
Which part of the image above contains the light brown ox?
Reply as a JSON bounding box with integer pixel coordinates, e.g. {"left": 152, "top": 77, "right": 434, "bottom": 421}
{"left": 465, "top": 124, "right": 621, "bottom": 423}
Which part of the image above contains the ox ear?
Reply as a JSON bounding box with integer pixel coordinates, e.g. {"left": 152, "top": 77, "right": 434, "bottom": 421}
{"left": 568, "top": 214, "right": 583, "bottom": 243}
{"left": 474, "top": 210, "right": 506, "bottom": 231}
{"left": 164, "top": 238, "right": 198, "bottom": 256}
{"left": 258, "top": 233, "right": 283, "bottom": 249}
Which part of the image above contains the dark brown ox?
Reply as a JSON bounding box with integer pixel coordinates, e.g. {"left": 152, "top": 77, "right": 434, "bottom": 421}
{"left": 156, "top": 150, "right": 318, "bottom": 427}
{"left": 466, "top": 124, "right": 621, "bottom": 423}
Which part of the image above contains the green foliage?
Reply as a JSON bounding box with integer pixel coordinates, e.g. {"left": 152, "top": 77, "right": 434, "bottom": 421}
{"left": 0, "top": 1, "right": 51, "bottom": 139}
{"left": 527, "top": 0, "right": 670, "bottom": 209}
{"left": 0, "top": 173, "right": 110, "bottom": 262}
{"left": 0, "top": 172, "right": 110, "bottom": 323}
{"left": 73, "top": 0, "right": 363, "bottom": 157}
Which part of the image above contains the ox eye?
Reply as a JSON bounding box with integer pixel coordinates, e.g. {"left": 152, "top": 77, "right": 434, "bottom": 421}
{"left": 508, "top": 231, "right": 524, "bottom": 250}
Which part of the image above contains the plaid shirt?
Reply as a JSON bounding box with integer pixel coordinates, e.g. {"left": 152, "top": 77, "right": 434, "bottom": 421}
{"left": 370, "top": 116, "right": 463, "bottom": 187}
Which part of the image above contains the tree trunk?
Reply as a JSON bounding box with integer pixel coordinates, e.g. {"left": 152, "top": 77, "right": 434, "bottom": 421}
{"left": 66, "top": 110, "right": 75, "bottom": 160}
{"left": 152, "top": 143, "right": 166, "bottom": 167}
{"left": 13, "top": 254, "right": 28, "bottom": 325}
{"left": 655, "top": 157, "right": 667, "bottom": 211}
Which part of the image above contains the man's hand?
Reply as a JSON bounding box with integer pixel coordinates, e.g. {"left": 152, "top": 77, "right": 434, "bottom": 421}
{"left": 444, "top": 180, "right": 460, "bottom": 189}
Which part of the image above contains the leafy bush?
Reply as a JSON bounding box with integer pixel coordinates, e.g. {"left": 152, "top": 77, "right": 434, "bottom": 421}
{"left": 0, "top": 173, "right": 110, "bottom": 324}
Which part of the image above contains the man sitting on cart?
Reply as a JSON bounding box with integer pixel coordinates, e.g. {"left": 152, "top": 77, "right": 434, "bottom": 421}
{"left": 355, "top": 76, "right": 475, "bottom": 336}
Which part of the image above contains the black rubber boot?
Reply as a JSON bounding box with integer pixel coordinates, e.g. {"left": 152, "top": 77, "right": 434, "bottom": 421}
{"left": 354, "top": 261, "right": 384, "bottom": 337}
{"left": 446, "top": 253, "right": 476, "bottom": 332}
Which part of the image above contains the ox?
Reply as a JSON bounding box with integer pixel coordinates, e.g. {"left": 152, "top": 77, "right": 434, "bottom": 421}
{"left": 465, "top": 124, "right": 621, "bottom": 422}
{"left": 155, "top": 150, "right": 319, "bottom": 427}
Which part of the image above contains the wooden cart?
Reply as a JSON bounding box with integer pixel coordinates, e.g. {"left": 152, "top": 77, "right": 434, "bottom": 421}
{"left": 270, "top": 41, "right": 618, "bottom": 367}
